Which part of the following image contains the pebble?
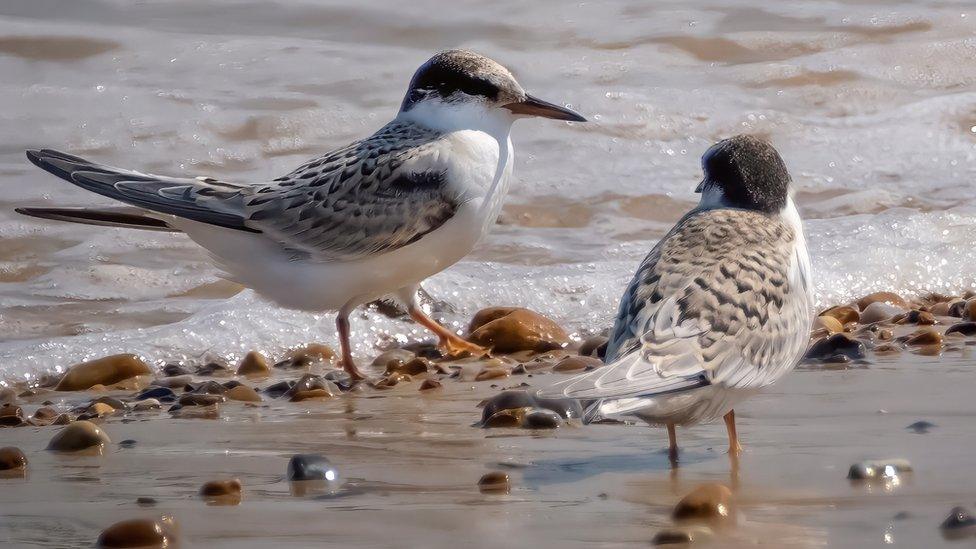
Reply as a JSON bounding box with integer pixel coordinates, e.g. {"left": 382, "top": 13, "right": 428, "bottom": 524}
{"left": 475, "top": 366, "right": 511, "bottom": 381}
{"left": 136, "top": 497, "right": 157, "bottom": 506}
{"left": 522, "top": 408, "right": 561, "bottom": 429}
{"left": 477, "top": 471, "right": 511, "bottom": 494}
{"left": 119, "top": 439, "right": 137, "bottom": 448}
{"left": 945, "top": 322, "right": 976, "bottom": 336}
{"left": 55, "top": 354, "right": 152, "bottom": 391}
{"left": 803, "top": 333, "right": 866, "bottom": 362}
{"left": 483, "top": 407, "right": 531, "bottom": 428}
{"left": 85, "top": 402, "right": 116, "bottom": 418}
{"left": 941, "top": 506, "right": 976, "bottom": 539}
{"left": 0, "top": 447, "right": 27, "bottom": 470}
{"left": 821, "top": 305, "right": 859, "bottom": 325}
{"left": 847, "top": 458, "right": 912, "bottom": 480}
{"left": 195, "top": 360, "right": 230, "bottom": 376}
{"left": 578, "top": 335, "right": 609, "bottom": 359}
{"left": 283, "top": 374, "right": 339, "bottom": 401}
{"left": 47, "top": 420, "right": 111, "bottom": 452}
{"left": 965, "top": 299, "right": 976, "bottom": 321}
{"left": 371, "top": 348, "right": 416, "bottom": 366}
{"left": 287, "top": 454, "right": 338, "bottom": 482}
{"left": 386, "top": 357, "right": 432, "bottom": 376}
{"left": 200, "top": 478, "right": 243, "bottom": 505}
{"left": 0, "top": 404, "right": 25, "bottom": 427}
{"left": 150, "top": 375, "right": 192, "bottom": 389}
{"left": 287, "top": 343, "right": 337, "bottom": 363}
{"left": 263, "top": 380, "right": 294, "bottom": 399}
{"left": 652, "top": 526, "right": 713, "bottom": 546}
{"left": 906, "top": 420, "right": 936, "bottom": 434}
{"left": 898, "top": 309, "right": 936, "bottom": 325}
{"left": 479, "top": 390, "right": 583, "bottom": 426}
{"left": 552, "top": 355, "right": 604, "bottom": 372}
{"left": 904, "top": 328, "right": 942, "bottom": 346}
{"left": 813, "top": 315, "right": 844, "bottom": 334}
{"left": 96, "top": 516, "right": 178, "bottom": 548}
{"left": 467, "top": 307, "right": 570, "bottom": 353}
{"left": 0, "top": 388, "right": 16, "bottom": 405}
{"left": 30, "top": 406, "right": 59, "bottom": 425}
{"left": 236, "top": 351, "right": 271, "bottom": 377}
{"left": 132, "top": 398, "right": 161, "bottom": 411}
{"left": 189, "top": 380, "right": 228, "bottom": 395}
{"left": 225, "top": 385, "right": 262, "bottom": 402}
{"left": 161, "top": 363, "right": 191, "bottom": 377}
{"left": 672, "top": 483, "right": 735, "bottom": 525}
{"left": 178, "top": 393, "right": 225, "bottom": 406}
{"left": 857, "top": 291, "right": 908, "bottom": 310}
{"left": 859, "top": 301, "right": 904, "bottom": 325}
{"left": 419, "top": 379, "right": 442, "bottom": 391}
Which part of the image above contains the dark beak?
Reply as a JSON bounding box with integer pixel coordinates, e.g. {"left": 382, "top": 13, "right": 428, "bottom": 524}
{"left": 503, "top": 94, "right": 587, "bottom": 122}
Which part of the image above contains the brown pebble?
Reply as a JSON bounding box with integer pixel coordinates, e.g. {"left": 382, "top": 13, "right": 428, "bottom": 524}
{"left": 178, "top": 393, "right": 225, "bottom": 406}
{"left": 930, "top": 301, "right": 951, "bottom": 316}
{"left": 0, "top": 388, "right": 16, "bottom": 405}
{"left": 96, "top": 516, "right": 178, "bottom": 548}
{"left": 286, "top": 343, "right": 337, "bottom": 363}
{"left": 821, "top": 305, "right": 859, "bottom": 325}
{"left": 478, "top": 471, "right": 511, "bottom": 494}
{"left": 47, "top": 420, "right": 111, "bottom": 452}
{"left": 289, "top": 388, "right": 333, "bottom": 401}
{"left": 483, "top": 407, "right": 531, "bottom": 428}
{"left": 475, "top": 366, "right": 511, "bottom": 381}
{"left": 371, "top": 348, "right": 416, "bottom": 366}
{"left": 672, "top": 483, "right": 735, "bottom": 525}
{"left": 578, "top": 335, "right": 609, "bottom": 358}
{"left": 55, "top": 354, "right": 152, "bottom": 391}
{"left": 31, "top": 406, "right": 59, "bottom": 425}
{"left": 200, "top": 479, "right": 243, "bottom": 505}
{"left": 467, "top": 307, "right": 569, "bottom": 353}
{"left": 905, "top": 328, "right": 943, "bottom": 347}
{"left": 419, "top": 379, "right": 443, "bottom": 391}
{"left": 965, "top": 299, "right": 976, "bottom": 321}
{"left": 236, "top": 351, "right": 270, "bottom": 377}
{"left": 814, "top": 315, "right": 844, "bottom": 335}
{"left": 0, "top": 404, "right": 25, "bottom": 427}
{"left": 86, "top": 402, "right": 116, "bottom": 418}
{"left": 224, "top": 385, "right": 262, "bottom": 402}
{"left": 652, "top": 526, "right": 713, "bottom": 546}
{"left": 552, "top": 355, "right": 604, "bottom": 372}
{"left": 0, "top": 446, "right": 27, "bottom": 470}
{"left": 386, "top": 357, "right": 432, "bottom": 376}
{"left": 51, "top": 414, "right": 72, "bottom": 425}
{"left": 898, "top": 310, "right": 936, "bottom": 325}
{"left": 857, "top": 291, "right": 908, "bottom": 310}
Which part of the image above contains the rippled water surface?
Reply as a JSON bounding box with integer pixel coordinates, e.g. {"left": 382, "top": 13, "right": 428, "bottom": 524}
{"left": 1, "top": 2, "right": 976, "bottom": 547}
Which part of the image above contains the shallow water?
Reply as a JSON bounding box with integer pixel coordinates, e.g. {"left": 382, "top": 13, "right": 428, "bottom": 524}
{"left": 1, "top": 1, "right": 976, "bottom": 547}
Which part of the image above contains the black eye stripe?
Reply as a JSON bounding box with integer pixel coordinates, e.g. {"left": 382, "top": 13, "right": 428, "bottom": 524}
{"left": 401, "top": 56, "right": 504, "bottom": 111}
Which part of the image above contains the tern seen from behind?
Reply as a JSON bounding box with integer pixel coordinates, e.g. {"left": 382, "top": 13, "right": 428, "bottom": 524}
{"left": 16, "top": 49, "right": 586, "bottom": 381}
{"left": 539, "top": 135, "right": 812, "bottom": 457}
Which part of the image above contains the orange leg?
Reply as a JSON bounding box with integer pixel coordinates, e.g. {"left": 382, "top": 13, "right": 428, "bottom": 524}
{"left": 408, "top": 305, "right": 488, "bottom": 357}
{"left": 336, "top": 305, "right": 366, "bottom": 381}
{"left": 667, "top": 423, "right": 679, "bottom": 464}
{"left": 724, "top": 409, "right": 743, "bottom": 456}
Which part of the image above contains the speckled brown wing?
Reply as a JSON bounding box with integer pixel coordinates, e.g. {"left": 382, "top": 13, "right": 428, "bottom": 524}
{"left": 545, "top": 207, "right": 812, "bottom": 400}
{"left": 242, "top": 121, "right": 467, "bottom": 260}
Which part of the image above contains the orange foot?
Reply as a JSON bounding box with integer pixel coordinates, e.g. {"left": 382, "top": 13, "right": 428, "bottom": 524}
{"left": 438, "top": 334, "right": 490, "bottom": 358}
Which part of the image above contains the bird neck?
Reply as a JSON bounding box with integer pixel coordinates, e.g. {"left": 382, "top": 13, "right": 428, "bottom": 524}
{"left": 396, "top": 100, "right": 514, "bottom": 141}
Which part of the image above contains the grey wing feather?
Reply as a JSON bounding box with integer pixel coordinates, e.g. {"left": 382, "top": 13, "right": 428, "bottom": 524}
{"left": 540, "top": 207, "right": 812, "bottom": 401}
{"left": 25, "top": 149, "right": 255, "bottom": 232}
{"left": 241, "top": 121, "right": 465, "bottom": 260}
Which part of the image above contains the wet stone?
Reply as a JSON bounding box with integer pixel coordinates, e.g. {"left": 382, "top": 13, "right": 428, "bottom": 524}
{"left": 0, "top": 388, "right": 16, "bottom": 405}
{"left": 190, "top": 380, "right": 228, "bottom": 395}
{"left": 263, "top": 380, "right": 295, "bottom": 399}
{"left": 195, "top": 360, "right": 230, "bottom": 376}
{"left": 178, "top": 393, "right": 225, "bottom": 406}
{"left": 899, "top": 309, "right": 936, "bottom": 325}
{"left": 386, "top": 357, "right": 432, "bottom": 376}
{"left": 236, "top": 351, "right": 271, "bottom": 377}
{"left": 136, "top": 497, "right": 157, "bottom": 506}
{"left": 859, "top": 301, "right": 904, "bottom": 325}
{"left": 652, "top": 526, "right": 713, "bottom": 546}
{"left": 479, "top": 390, "right": 582, "bottom": 426}
{"left": 945, "top": 322, "right": 976, "bottom": 336}
{"left": 225, "top": 385, "right": 262, "bottom": 402}
{"left": 965, "top": 299, "right": 976, "bottom": 321}
{"left": 150, "top": 375, "right": 192, "bottom": 389}
{"left": 200, "top": 478, "right": 243, "bottom": 505}
{"left": 804, "top": 333, "right": 866, "bottom": 362}
{"left": 672, "top": 483, "right": 735, "bottom": 525}
{"left": 848, "top": 459, "right": 912, "bottom": 480}
{"left": 283, "top": 374, "right": 339, "bottom": 401}
{"left": 475, "top": 366, "right": 510, "bottom": 381}
{"left": 907, "top": 420, "right": 936, "bottom": 434}
{"left": 578, "top": 335, "right": 609, "bottom": 359}
{"left": 96, "top": 516, "right": 178, "bottom": 548}
{"left": 904, "top": 328, "right": 942, "bottom": 347}
{"left": 85, "top": 402, "right": 116, "bottom": 418}
{"left": 322, "top": 369, "right": 353, "bottom": 391}
{"left": 371, "top": 348, "right": 416, "bottom": 366}
{"left": 0, "top": 404, "right": 25, "bottom": 427}
{"left": 813, "top": 315, "right": 844, "bottom": 335}
{"left": 119, "top": 439, "right": 137, "bottom": 448}
{"left": 419, "top": 378, "right": 442, "bottom": 391}
{"left": 131, "top": 398, "right": 161, "bottom": 411}
{"left": 948, "top": 300, "right": 968, "bottom": 318}
{"left": 467, "top": 307, "right": 570, "bottom": 353}
{"left": 31, "top": 406, "right": 59, "bottom": 425}
{"left": 477, "top": 471, "right": 511, "bottom": 494}
{"left": 941, "top": 506, "right": 976, "bottom": 540}
{"left": 857, "top": 291, "right": 908, "bottom": 310}
{"left": 287, "top": 343, "right": 336, "bottom": 363}
{"left": 55, "top": 354, "right": 152, "bottom": 391}
{"left": 47, "top": 420, "right": 111, "bottom": 452}
{"left": 552, "top": 355, "right": 603, "bottom": 372}
{"left": 483, "top": 407, "right": 531, "bottom": 428}
{"left": 287, "top": 454, "right": 338, "bottom": 481}
{"left": 821, "top": 305, "right": 859, "bottom": 325}
{"left": 522, "top": 408, "right": 561, "bottom": 429}
{"left": 161, "top": 363, "right": 191, "bottom": 377}
{"left": 0, "top": 447, "right": 27, "bottom": 470}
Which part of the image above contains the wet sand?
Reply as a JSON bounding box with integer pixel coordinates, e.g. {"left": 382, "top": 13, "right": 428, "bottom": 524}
{"left": 3, "top": 303, "right": 976, "bottom": 548}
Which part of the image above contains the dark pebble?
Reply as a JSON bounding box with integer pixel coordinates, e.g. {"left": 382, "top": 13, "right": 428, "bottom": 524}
{"left": 578, "top": 335, "right": 609, "bottom": 359}
{"left": 178, "top": 393, "right": 225, "bottom": 406}
{"left": 804, "top": 333, "right": 866, "bottom": 362}
{"left": 136, "top": 497, "right": 157, "bottom": 506}
{"left": 522, "top": 408, "right": 561, "bottom": 429}
{"left": 195, "top": 361, "right": 230, "bottom": 376}
{"left": 0, "top": 446, "right": 27, "bottom": 470}
{"left": 119, "top": 439, "right": 138, "bottom": 448}
{"left": 264, "top": 380, "right": 295, "bottom": 399}
{"left": 135, "top": 387, "right": 176, "bottom": 402}
{"left": 941, "top": 506, "right": 976, "bottom": 539}
{"left": 478, "top": 390, "right": 582, "bottom": 427}
{"left": 190, "top": 380, "right": 228, "bottom": 395}
{"left": 906, "top": 420, "right": 936, "bottom": 434}
{"left": 287, "top": 454, "right": 338, "bottom": 482}
{"left": 946, "top": 322, "right": 976, "bottom": 336}
{"left": 162, "top": 363, "right": 191, "bottom": 377}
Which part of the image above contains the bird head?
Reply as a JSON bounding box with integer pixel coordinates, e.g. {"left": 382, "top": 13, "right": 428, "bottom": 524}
{"left": 696, "top": 135, "right": 791, "bottom": 213}
{"left": 399, "top": 49, "right": 586, "bottom": 132}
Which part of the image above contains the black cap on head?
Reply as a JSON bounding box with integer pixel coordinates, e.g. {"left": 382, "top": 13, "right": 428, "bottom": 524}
{"left": 401, "top": 49, "right": 524, "bottom": 112}
{"left": 699, "top": 135, "right": 791, "bottom": 213}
